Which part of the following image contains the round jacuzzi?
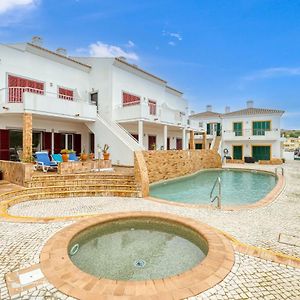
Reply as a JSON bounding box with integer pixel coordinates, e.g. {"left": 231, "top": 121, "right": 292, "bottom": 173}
{"left": 41, "top": 212, "right": 234, "bottom": 299}
{"left": 68, "top": 217, "right": 208, "bottom": 281}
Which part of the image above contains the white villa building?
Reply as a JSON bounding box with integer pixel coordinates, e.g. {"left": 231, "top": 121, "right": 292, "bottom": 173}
{"left": 190, "top": 101, "right": 285, "bottom": 161}
{"left": 0, "top": 37, "right": 202, "bottom": 166}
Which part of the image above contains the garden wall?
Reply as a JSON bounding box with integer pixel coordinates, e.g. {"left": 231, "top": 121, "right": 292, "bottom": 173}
{"left": 142, "top": 149, "right": 221, "bottom": 184}
{"left": 0, "top": 160, "right": 33, "bottom": 186}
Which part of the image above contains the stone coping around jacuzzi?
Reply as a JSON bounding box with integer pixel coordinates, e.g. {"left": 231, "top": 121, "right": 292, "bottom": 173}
{"left": 148, "top": 167, "right": 285, "bottom": 211}
{"left": 40, "top": 212, "right": 235, "bottom": 300}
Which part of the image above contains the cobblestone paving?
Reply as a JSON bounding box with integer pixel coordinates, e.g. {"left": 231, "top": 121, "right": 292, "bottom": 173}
{"left": 9, "top": 161, "right": 300, "bottom": 258}
{"left": 1, "top": 161, "right": 300, "bottom": 299}
{"left": 0, "top": 222, "right": 73, "bottom": 300}
{"left": 191, "top": 253, "right": 300, "bottom": 300}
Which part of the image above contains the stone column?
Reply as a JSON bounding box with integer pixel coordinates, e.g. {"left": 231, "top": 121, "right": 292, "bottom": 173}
{"left": 189, "top": 130, "right": 195, "bottom": 150}
{"left": 203, "top": 132, "right": 207, "bottom": 149}
{"left": 138, "top": 120, "right": 144, "bottom": 147}
{"left": 163, "top": 125, "right": 168, "bottom": 150}
{"left": 182, "top": 128, "right": 186, "bottom": 150}
{"left": 22, "top": 113, "right": 32, "bottom": 162}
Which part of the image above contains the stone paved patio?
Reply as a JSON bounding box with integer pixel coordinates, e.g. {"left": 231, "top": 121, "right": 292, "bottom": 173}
{"left": 1, "top": 161, "right": 300, "bottom": 299}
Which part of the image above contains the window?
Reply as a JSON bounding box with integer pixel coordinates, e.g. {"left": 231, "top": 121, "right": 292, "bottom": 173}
{"left": 233, "top": 122, "right": 243, "bottom": 136}
{"left": 148, "top": 100, "right": 156, "bottom": 115}
{"left": 58, "top": 87, "right": 74, "bottom": 100}
{"left": 253, "top": 121, "right": 271, "bottom": 136}
{"left": 122, "top": 92, "right": 140, "bottom": 106}
{"left": 8, "top": 75, "right": 44, "bottom": 103}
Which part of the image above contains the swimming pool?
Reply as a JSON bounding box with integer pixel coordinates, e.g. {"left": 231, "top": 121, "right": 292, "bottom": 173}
{"left": 150, "top": 169, "right": 277, "bottom": 206}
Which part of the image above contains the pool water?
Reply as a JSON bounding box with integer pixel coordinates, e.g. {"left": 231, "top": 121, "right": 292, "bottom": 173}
{"left": 69, "top": 218, "right": 208, "bottom": 280}
{"left": 150, "top": 169, "right": 277, "bottom": 205}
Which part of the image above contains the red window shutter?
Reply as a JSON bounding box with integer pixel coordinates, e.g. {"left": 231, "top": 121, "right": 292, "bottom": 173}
{"left": 0, "top": 129, "right": 10, "bottom": 160}
{"left": 59, "top": 87, "right": 74, "bottom": 100}
{"left": 54, "top": 133, "right": 62, "bottom": 154}
{"left": 122, "top": 92, "right": 140, "bottom": 106}
{"left": 148, "top": 100, "right": 156, "bottom": 115}
{"left": 8, "top": 75, "right": 44, "bottom": 102}
{"left": 73, "top": 134, "right": 81, "bottom": 156}
{"left": 42, "top": 132, "right": 52, "bottom": 152}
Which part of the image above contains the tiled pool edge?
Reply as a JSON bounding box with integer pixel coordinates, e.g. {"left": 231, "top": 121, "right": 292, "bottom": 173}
{"left": 40, "top": 212, "right": 235, "bottom": 300}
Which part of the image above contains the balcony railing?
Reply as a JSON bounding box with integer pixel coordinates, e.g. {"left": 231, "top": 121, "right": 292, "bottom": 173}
{"left": 2, "top": 87, "right": 91, "bottom": 104}
{"left": 0, "top": 87, "right": 97, "bottom": 120}
{"left": 113, "top": 102, "right": 188, "bottom": 127}
{"left": 223, "top": 128, "right": 281, "bottom": 140}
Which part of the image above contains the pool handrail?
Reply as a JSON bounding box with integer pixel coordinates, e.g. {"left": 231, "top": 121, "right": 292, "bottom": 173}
{"left": 210, "top": 176, "right": 221, "bottom": 209}
{"left": 275, "top": 167, "right": 284, "bottom": 176}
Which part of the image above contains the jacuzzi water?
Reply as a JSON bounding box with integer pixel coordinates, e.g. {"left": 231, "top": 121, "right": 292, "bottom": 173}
{"left": 150, "top": 169, "right": 277, "bottom": 205}
{"left": 69, "top": 218, "right": 208, "bottom": 280}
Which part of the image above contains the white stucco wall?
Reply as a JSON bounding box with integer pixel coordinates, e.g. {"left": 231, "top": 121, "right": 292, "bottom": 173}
{"left": 0, "top": 44, "right": 91, "bottom": 101}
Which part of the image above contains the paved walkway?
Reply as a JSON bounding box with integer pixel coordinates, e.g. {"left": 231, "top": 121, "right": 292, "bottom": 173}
{"left": 1, "top": 161, "right": 300, "bottom": 299}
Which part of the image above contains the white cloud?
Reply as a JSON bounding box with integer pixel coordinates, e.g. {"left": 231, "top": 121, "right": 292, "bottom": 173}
{"left": 244, "top": 67, "right": 300, "bottom": 81}
{"left": 126, "top": 40, "right": 135, "bottom": 48}
{"left": 169, "top": 32, "right": 182, "bottom": 41}
{"left": 0, "top": 0, "right": 36, "bottom": 14}
{"left": 168, "top": 41, "right": 176, "bottom": 46}
{"left": 88, "top": 41, "right": 139, "bottom": 61}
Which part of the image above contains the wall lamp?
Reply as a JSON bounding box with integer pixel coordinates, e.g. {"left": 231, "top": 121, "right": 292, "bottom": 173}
{"left": 2, "top": 106, "right": 9, "bottom": 110}
{"left": 75, "top": 113, "right": 80, "bottom": 117}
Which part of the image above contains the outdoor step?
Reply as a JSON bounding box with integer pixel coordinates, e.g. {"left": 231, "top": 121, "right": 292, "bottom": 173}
{"left": 7, "top": 189, "right": 141, "bottom": 201}
{"left": 27, "top": 178, "right": 136, "bottom": 187}
{"left": 30, "top": 173, "right": 135, "bottom": 182}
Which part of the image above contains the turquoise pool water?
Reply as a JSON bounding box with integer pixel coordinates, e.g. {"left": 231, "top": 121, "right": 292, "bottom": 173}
{"left": 150, "top": 169, "right": 277, "bottom": 205}
{"left": 69, "top": 218, "right": 208, "bottom": 280}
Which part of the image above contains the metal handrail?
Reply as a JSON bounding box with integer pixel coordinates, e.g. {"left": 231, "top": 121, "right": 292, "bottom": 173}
{"left": 275, "top": 166, "right": 284, "bottom": 176}
{"left": 210, "top": 176, "right": 221, "bottom": 209}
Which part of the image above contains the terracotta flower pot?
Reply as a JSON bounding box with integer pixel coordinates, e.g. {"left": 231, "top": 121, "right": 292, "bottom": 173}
{"left": 89, "top": 153, "right": 95, "bottom": 160}
{"left": 62, "top": 153, "right": 69, "bottom": 162}
{"left": 81, "top": 153, "right": 88, "bottom": 161}
{"left": 103, "top": 152, "right": 110, "bottom": 160}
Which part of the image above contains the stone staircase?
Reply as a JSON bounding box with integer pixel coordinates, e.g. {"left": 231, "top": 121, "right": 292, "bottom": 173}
{"left": 23, "top": 172, "right": 141, "bottom": 198}
{"left": 213, "top": 136, "right": 222, "bottom": 151}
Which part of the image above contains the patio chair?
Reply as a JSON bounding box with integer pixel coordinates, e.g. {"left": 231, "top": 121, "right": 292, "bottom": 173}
{"left": 35, "top": 151, "right": 58, "bottom": 172}
{"left": 68, "top": 153, "right": 79, "bottom": 162}
{"left": 51, "top": 153, "right": 63, "bottom": 163}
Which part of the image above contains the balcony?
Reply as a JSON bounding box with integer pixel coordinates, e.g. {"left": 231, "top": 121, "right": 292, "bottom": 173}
{"left": 222, "top": 128, "right": 281, "bottom": 141}
{"left": 0, "top": 87, "right": 97, "bottom": 121}
{"left": 113, "top": 101, "right": 188, "bottom": 127}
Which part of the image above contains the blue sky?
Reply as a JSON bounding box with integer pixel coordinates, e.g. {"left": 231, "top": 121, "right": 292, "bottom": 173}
{"left": 1, "top": 0, "right": 300, "bottom": 129}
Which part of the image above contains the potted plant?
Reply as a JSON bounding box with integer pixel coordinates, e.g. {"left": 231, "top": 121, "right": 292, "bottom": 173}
{"left": 89, "top": 153, "right": 95, "bottom": 160}
{"left": 102, "top": 144, "right": 110, "bottom": 160}
{"left": 80, "top": 147, "right": 88, "bottom": 161}
{"left": 60, "top": 149, "right": 69, "bottom": 162}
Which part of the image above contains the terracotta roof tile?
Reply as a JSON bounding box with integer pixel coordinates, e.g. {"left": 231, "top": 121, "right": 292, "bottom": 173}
{"left": 224, "top": 107, "right": 285, "bottom": 116}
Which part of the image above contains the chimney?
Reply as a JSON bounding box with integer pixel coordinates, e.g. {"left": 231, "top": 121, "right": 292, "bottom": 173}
{"left": 31, "top": 36, "right": 43, "bottom": 47}
{"left": 206, "top": 105, "right": 212, "bottom": 112}
{"left": 118, "top": 56, "right": 126, "bottom": 61}
{"left": 56, "top": 48, "right": 67, "bottom": 56}
{"left": 225, "top": 106, "right": 230, "bottom": 113}
{"left": 247, "top": 100, "right": 254, "bottom": 108}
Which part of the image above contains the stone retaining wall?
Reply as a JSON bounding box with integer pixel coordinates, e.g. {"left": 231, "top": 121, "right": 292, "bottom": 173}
{"left": 0, "top": 161, "right": 33, "bottom": 186}
{"left": 142, "top": 149, "right": 221, "bottom": 183}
